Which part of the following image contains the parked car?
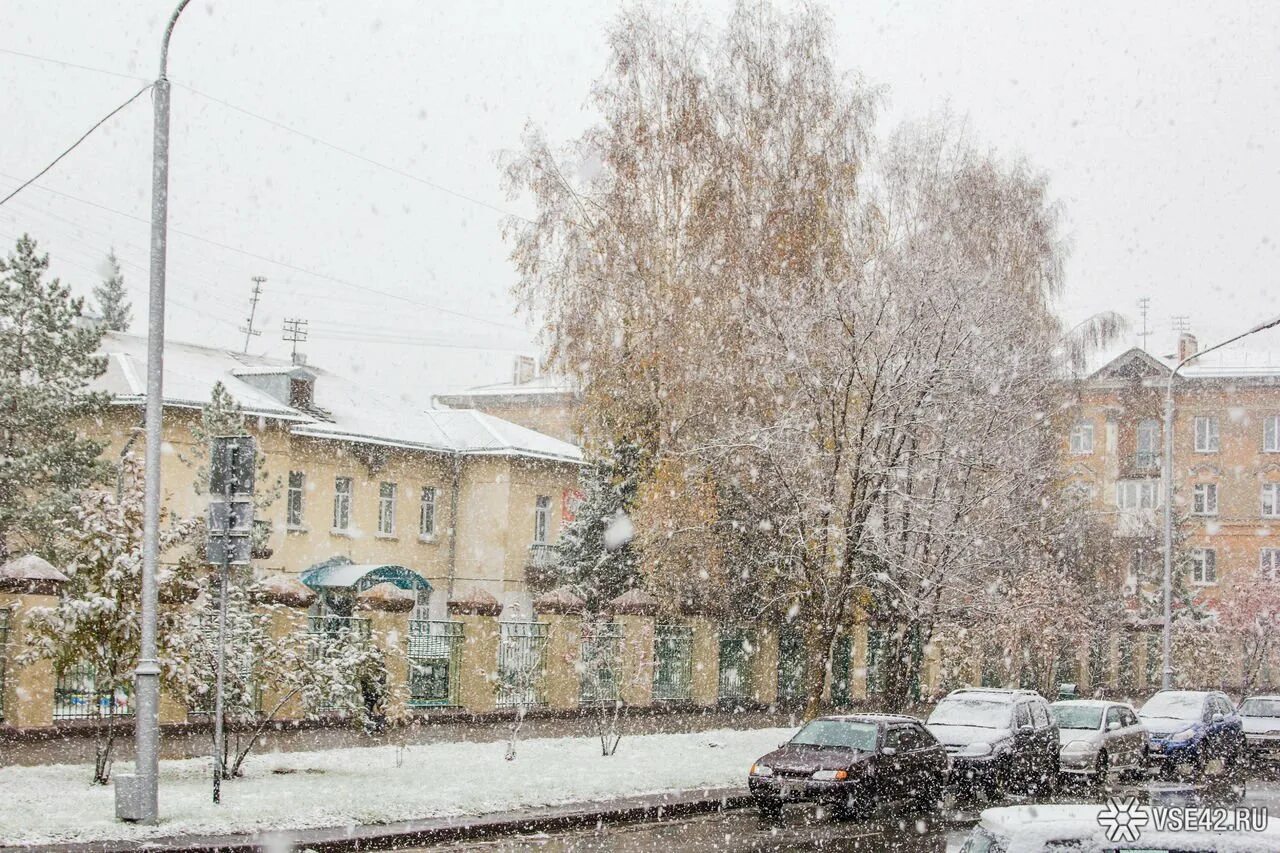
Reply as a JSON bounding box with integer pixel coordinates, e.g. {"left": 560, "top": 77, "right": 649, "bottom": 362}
{"left": 1138, "top": 689, "right": 1245, "bottom": 779}
{"left": 1238, "top": 694, "right": 1280, "bottom": 768}
{"left": 748, "top": 713, "right": 947, "bottom": 822}
{"left": 1051, "top": 699, "right": 1148, "bottom": 785}
{"left": 924, "top": 688, "right": 1058, "bottom": 800}
{"left": 959, "top": 803, "right": 1278, "bottom": 852}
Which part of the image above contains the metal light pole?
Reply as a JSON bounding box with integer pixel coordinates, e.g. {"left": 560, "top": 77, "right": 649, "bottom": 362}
{"left": 1161, "top": 314, "right": 1280, "bottom": 690}
{"left": 118, "top": 0, "right": 192, "bottom": 825}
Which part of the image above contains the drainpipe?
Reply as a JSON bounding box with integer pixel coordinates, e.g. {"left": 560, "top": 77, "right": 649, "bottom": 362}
{"left": 446, "top": 452, "right": 461, "bottom": 602}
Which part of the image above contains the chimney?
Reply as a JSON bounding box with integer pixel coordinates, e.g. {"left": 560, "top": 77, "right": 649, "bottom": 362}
{"left": 1177, "top": 333, "right": 1198, "bottom": 363}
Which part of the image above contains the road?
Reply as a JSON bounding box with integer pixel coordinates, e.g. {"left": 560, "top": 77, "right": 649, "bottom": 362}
{"left": 406, "top": 777, "right": 1280, "bottom": 852}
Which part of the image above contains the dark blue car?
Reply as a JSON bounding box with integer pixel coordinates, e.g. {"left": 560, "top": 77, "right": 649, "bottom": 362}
{"left": 1138, "top": 689, "right": 1245, "bottom": 778}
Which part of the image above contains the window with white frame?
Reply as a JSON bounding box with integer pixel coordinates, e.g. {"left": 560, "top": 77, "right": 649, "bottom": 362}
{"left": 378, "top": 482, "right": 397, "bottom": 535}
{"left": 1190, "top": 548, "right": 1217, "bottom": 585}
{"left": 533, "top": 495, "right": 551, "bottom": 544}
{"left": 1261, "top": 548, "right": 1280, "bottom": 579}
{"left": 1267, "top": 415, "right": 1280, "bottom": 453}
{"left": 1136, "top": 419, "right": 1160, "bottom": 469}
{"left": 1263, "top": 483, "right": 1280, "bottom": 518}
{"left": 332, "top": 476, "right": 352, "bottom": 531}
{"left": 419, "top": 486, "right": 437, "bottom": 539}
{"left": 1194, "top": 416, "right": 1220, "bottom": 452}
{"left": 1116, "top": 480, "right": 1159, "bottom": 510}
{"left": 1191, "top": 483, "right": 1218, "bottom": 516}
{"left": 286, "top": 470, "right": 305, "bottom": 528}
{"left": 1069, "top": 422, "right": 1094, "bottom": 454}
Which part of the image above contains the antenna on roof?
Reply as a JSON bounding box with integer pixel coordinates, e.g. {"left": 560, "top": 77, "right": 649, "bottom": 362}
{"left": 1171, "top": 315, "right": 1191, "bottom": 334}
{"left": 239, "top": 276, "right": 266, "bottom": 352}
{"left": 1138, "top": 298, "right": 1151, "bottom": 351}
{"left": 282, "top": 317, "right": 309, "bottom": 365}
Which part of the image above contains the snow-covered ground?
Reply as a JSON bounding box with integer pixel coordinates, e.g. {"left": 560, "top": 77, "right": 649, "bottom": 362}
{"left": 0, "top": 726, "right": 795, "bottom": 845}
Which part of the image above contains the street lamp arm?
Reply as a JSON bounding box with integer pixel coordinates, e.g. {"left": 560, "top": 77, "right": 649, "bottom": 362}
{"left": 158, "top": 0, "right": 193, "bottom": 80}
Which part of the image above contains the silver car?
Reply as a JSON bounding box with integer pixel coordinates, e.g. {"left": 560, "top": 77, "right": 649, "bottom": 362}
{"left": 1238, "top": 694, "right": 1280, "bottom": 765}
{"left": 1050, "top": 699, "right": 1148, "bottom": 783}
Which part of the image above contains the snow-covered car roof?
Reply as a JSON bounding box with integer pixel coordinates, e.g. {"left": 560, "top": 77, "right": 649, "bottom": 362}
{"left": 1051, "top": 699, "right": 1133, "bottom": 708}
{"left": 93, "top": 331, "right": 583, "bottom": 465}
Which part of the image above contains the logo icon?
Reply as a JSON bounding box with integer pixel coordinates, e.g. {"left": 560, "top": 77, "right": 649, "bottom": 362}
{"left": 1097, "top": 796, "right": 1150, "bottom": 842}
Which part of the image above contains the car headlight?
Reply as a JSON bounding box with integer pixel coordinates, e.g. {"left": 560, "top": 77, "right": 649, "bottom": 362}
{"left": 750, "top": 763, "right": 773, "bottom": 777}
{"left": 1171, "top": 728, "right": 1197, "bottom": 743}
{"left": 811, "top": 769, "right": 849, "bottom": 781}
{"left": 959, "top": 742, "right": 994, "bottom": 757}
{"left": 1061, "top": 739, "right": 1097, "bottom": 755}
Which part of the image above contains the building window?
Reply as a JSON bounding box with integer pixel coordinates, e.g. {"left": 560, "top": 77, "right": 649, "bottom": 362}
{"left": 1263, "top": 483, "right": 1280, "bottom": 519}
{"left": 1191, "top": 483, "right": 1218, "bottom": 517}
{"left": 286, "top": 471, "right": 305, "bottom": 528}
{"left": 378, "top": 482, "right": 397, "bottom": 536}
{"left": 1190, "top": 548, "right": 1217, "bottom": 585}
{"left": 1069, "top": 422, "right": 1094, "bottom": 454}
{"left": 1135, "top": 419, "right": 1160, "bottom": 469}
{"left": 1261, "top": 548, "right": 1280, "bottom": 579}
{"left": 1266, "top": 415, "right": 1280, "bottom": 453}
{"left": 533, "top": 495, "right": 551, "bottom": 544}
{"left": 332, "top": 477, "right": 352, "bottom": 531}
{"left": 1116, "top": 480, "right": 1159, "bottom": 510}
{"left": 419, "top": 486, "right": 437, "bottom": 539}
{"left": 1194, "top": 416, "right": 1220, "bottom": 453}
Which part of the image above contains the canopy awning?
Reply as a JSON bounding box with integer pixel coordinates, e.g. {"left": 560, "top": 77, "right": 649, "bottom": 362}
{"left": 300, "top": 556, "right": 432, "bottom": 593}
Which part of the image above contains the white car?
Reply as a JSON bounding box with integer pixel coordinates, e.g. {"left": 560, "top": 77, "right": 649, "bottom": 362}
{"left": 960, "top": 803, "right": 1278, "bottom": 852}
{"left": 1238, "top": 694, "right": 1280, "bottom": 766}
{"left": 1051, "top": 699, "right": 1148, "bottom": 784}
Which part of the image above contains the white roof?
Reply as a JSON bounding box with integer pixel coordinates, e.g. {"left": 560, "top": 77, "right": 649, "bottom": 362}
{"left": 94, "top": 332, "right": 582, "bottom": 464}
{"left": 437, "top": 373, "right": 578, "bottom": 400}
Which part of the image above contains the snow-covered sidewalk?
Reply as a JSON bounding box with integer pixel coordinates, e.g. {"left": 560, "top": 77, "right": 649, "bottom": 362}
{"left": 0, "top": 726, "right": 794, "bottom": 846}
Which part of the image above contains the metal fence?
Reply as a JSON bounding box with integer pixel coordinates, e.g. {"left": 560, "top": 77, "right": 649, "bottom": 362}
{"left": 408, "top": 620, "right": 464, "bottom": 708}
{"left": 0, "top": 609, "right": 8, "bottom": 722}
{"left": 580, "top": 622, "right": 623, "bottom": 704}
{"left": 306, "top": 615, "right": 372, "bottom": 714}
{"left": 53, "top": 661, "right": 133, "bottom": 720}
{"left": 496, "top": 622, "right": 549, "bottom": 708}
{"left": 717, "top": 627, "right": 755, "bottom": 701}
{"left": 653, "top": 624, "right": 693, "bottom": 702}
{"left": 777, "top": 626, "right": 806, "bottom": 707}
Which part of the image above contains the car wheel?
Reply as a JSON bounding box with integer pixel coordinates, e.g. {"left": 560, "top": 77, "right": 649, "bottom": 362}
{"left": 757, "top": 798, "right": 783, "bottom": 825}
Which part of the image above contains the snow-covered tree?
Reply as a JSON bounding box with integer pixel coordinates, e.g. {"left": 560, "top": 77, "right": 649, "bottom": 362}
{"left": 93, "top": 249, "right": 131, "bottom": 332}
{"left": 0, "top": 234, "right": 109, "bottom": 561}
{"left": 19, "top": 459, "right": 199, "bottom": 783}
{"left": 1214, "top": 570, "right": 1280, "bottom": 695}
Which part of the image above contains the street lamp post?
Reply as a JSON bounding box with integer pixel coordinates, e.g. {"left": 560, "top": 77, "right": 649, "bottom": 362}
{"left": 1161, "top": 315, "right": 1280, "bottom": 690}
{"left": 119, "top": 0, "right": 192, "bottom": 825}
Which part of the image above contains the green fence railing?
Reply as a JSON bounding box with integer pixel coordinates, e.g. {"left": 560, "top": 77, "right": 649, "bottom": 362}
{"left": 717, "top": 627, "right": 755, "bottom": 701}
{"left": 408, "top": 620, "right": 464, "bottom": 708}
{"left": 496, "top": 622, "right": 549, "bottom": 708}
{"left": 53, "top": 661, "right": 133, "bottom": 721}
{"left": 580, "top": 622, "right": 624, "bottom": 704}
{"left": 653, "top": 624, "right": 693, "bottom": 702}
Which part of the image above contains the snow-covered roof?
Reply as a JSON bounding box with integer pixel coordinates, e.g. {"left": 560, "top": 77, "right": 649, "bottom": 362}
{"left": 93, "top": 332, "right": 582, "bottom": 464}
{"left": 434, "top": 372, "right": 579, "bottom": 408}
{"left": 1089, "top": 346, "right": 1280, "bottom": 384}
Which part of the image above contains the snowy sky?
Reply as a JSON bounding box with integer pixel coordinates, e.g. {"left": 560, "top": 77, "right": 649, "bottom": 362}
{"left": 2, "top": 0, "right": 1279, "bottom": 402}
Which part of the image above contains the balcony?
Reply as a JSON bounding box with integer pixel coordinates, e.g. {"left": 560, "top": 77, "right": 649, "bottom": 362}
{"left": 1133, "top": 451, "right": 1160, "bottom": 472}
{"left": 525, "top": 543, "right": 561, "bottom": 591}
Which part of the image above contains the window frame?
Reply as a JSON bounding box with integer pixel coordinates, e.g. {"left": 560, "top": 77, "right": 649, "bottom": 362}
{"left": 1262, "top": 548, "right": 1280, "bottom": 579}
{"left": 286, "top": 470, "right": 305, "bottom": 529}
{"left": 419, "top": 486, "right": 438, "bottom": 540}
{"left": 1136, "top": 419, "right": 1160, "bottom": 468}
{"left": 1265, "top": 415, "right": 1280, "bottom": 453}
{"left": 377, "top": 481, "right": 397, "bottom": 536}
{"left": 332, "top": 476, "right": 353, "bottom": 532}
{"left": 533, "top": 494, "right": 551, "bottom": 544}
{"left": 1194, "top": 415, "right": 1220, "bottom": 453}
{"left": 1069, "top": 422, "right": 1094, "bottom": 454}
{"left": 1191, "top": 483, "right": 1218, "bottom": 517}
{"left": 1116, "top": 479, "right": 1159, "bottom": 510}
{"left": 1190, "top": 548, "right": 1217, "bottom": 586}
{"left": 1263, "top": 483, "right": 1280, "bottom": 519}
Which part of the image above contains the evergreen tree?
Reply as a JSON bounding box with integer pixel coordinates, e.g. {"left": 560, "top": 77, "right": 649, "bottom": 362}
{"left": 93, "top": 249, "right": 131, "bottom": 332}
{"left": 553, "top": 441, "right": 642, "bottom": 613}
{"left": 0, "top": 234, "right": 108, "bottom": 560}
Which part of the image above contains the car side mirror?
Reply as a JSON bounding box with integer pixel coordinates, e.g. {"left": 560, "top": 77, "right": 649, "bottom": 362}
{"left": 882, "top": 747, "right": 897, "bottom": 756}
{"left": 1108, "top": 721, "right": 1121, "bottom": 731}
{"left": 1213, "top": 712, "right": 1225, "bottom": 723}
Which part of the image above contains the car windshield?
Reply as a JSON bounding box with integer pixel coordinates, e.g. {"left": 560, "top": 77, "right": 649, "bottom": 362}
{"left": 1240, "top": 698, "right": 1280, "bottom": 718}
{"left": 927, "top": 698, "right": 1013, "bottom": 729}
{"left": 790, "top": 720, "right": 878, "bottom": 751}
{"left": 1052, "top": 705, "right": 1104, "bottom": 730}
{"left": 1140, "top": 693, "right": 1205, "bottom": 721}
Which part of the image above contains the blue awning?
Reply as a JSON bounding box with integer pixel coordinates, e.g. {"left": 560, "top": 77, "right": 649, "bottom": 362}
{"left": 300, "top": 556, "right": 432, "bottom": 593}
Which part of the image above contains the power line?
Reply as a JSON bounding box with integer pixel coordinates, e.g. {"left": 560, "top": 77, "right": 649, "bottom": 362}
{"left": 0, "top": 45, "right": 151, "bottom": 82}
{"left": 170, "top": 81, "right": 531, "bottom": 224}
{"left": 0, "top": 84, "right": 152, "bottom": 208}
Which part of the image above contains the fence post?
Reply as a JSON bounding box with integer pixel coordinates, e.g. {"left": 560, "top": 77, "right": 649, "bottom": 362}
{"left": 607, "top": 589, "right": 658, "bottom": 708}
{"left": 0, "top": 556, "right": 69, "bottom": 728}
{"left": 752, "top": 623, "right": 780, "bottom": 706}
{"left": 448, "top": 587, "right": 502, "bottom": 714}
{"left": 687, "top": 612, "right": 719, "bottom": 707}
{"left": 534, "top": 588, "right": 586, "bottom": 711}
{"left": 358, "top": 583, "right": 415, "bottom": 721}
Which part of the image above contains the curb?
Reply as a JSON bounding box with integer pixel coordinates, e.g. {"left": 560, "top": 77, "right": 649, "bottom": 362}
{"left": 5, "top": 787, "right": 752, "bottom": 853}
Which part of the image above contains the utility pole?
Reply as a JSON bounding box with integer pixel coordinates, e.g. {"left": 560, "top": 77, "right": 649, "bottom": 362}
{"left": 1137, "top": 298, "right": 1151, "bottom": 352}
{"left": 116, "top": 0, "right": 192, "bottom": 825}
{"left": 240, "top": 276, "right": 266, "bottom": 352}
{"left": 282, "top": 318, "right": 309, "bottom": 365}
